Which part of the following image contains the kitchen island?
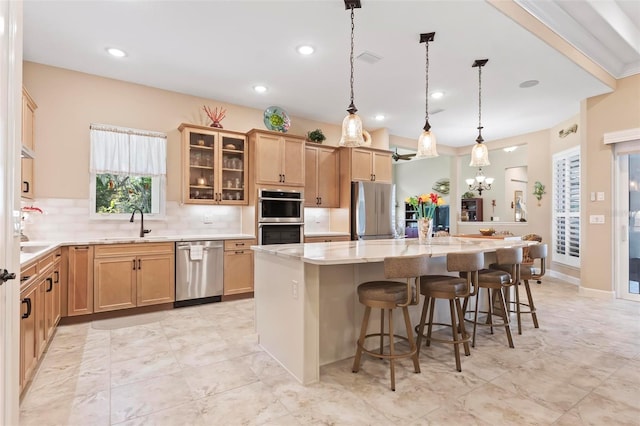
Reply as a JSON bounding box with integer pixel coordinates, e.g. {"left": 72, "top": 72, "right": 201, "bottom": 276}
{"left": 252, "top": 237, "right": 532, "bottom": 385}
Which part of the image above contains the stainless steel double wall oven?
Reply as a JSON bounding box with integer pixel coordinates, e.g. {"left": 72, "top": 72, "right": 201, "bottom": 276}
{"left": 258, "top": 188, "right": 304, "bottom": 245}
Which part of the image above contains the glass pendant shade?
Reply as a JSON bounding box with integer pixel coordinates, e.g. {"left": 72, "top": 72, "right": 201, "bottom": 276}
{"left": 465, "top": 178, "right": 475, "bottom": 185}
{"left": 469, "top": 142, "right": 490, "bottom": 167}
{"left": 339, "top": 112, "right": 364, "bottom": 147}
{"left": 416, "top": 130, "right": 438, "bottom": 158}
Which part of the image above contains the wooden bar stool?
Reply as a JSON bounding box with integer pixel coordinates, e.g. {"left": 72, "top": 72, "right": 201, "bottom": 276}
{"left": 514, "top": 243, "right": 546, "bottom": 333}
{"left": 469, "top": 247, "right": 522, "bottom": 348}
{"left": 415, "top": 252, "right": 482, "bottom": 372}
{"left": 352, "top": 254, "right": 430, "bottom": 391}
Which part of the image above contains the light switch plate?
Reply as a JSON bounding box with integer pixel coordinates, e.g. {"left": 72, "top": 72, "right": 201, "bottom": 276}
{"left": 597, "top": 192, "right": 605, "bottom": 201}
{"left": 589, "top": 215, "right": 605, "bottom": 224}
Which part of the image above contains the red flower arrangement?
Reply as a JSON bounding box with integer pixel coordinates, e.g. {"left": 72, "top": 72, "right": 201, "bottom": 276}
{"left": 203, "top": 105, "right": 226, "bottom": 128}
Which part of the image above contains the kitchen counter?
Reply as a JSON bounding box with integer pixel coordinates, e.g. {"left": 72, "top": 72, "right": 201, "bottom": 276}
{"left": 304, "top": 231, "right": 350, "bottom": 237}
{"left": 20, "top": 233, "right": 255, "bottom": 266}
{"left": 253, "top": 236, "right": 534, "bottom": 384}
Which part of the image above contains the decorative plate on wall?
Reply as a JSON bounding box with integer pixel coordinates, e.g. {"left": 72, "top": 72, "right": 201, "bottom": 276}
{"left": 263, "top": 106, "right": 291, "bottom": 133}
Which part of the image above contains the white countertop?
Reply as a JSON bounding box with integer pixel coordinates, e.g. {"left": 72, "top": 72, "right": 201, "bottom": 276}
{"left": 252, "top": 236, "right": 530, "bottom": 265}
{"left": 20, "top": 233, "right": 255, "bottom": 266}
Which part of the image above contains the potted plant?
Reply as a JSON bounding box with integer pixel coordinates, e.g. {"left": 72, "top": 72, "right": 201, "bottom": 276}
{"left": 307, "top": 129, "right": 326, "bottom": 144}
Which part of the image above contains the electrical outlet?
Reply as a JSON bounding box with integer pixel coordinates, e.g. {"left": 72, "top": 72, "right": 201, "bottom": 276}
{"left": 597, "top": 192, "right": 605, "bottom": 201}
{"left": 291, "top": 280, "right": 298, "bottom": 299}
{"left": 203, "top": 214, "right": 213, "bottom": 224}
{"left": 589, "top": 215, "right": 605, "bottom": 224}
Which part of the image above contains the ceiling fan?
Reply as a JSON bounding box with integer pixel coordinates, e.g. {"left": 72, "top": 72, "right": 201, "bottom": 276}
{"left": 392, "top": 148, "right": 416, "bottom": 162}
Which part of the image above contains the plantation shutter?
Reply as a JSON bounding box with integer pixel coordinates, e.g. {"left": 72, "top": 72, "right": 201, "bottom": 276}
{"left": 553, "top": 147, "right": 580, "bottom": 267}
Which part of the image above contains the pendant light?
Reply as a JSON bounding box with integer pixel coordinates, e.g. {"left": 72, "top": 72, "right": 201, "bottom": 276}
{"left": 339, "top": 0, "right": 365, "bottom": 147}
{"left": 416, "top": 32, "right": 438, "bottom": 158}
{"left": 470, "top": 59, "right": 490, "bottom": 167}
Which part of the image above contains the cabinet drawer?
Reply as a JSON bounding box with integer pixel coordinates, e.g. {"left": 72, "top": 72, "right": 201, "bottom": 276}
{"left": 224, "top": 239, "right": 257, "bottom": 251}
{"left": 20, "top": 264, "right": 38, "bottom": 290}
{"left": 94, "top": 242, "right": 174, "bottom": 258}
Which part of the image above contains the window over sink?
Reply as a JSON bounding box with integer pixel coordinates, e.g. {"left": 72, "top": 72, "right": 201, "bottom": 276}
{"left": 89, "top": 124, "right": 166, "bottom": 219}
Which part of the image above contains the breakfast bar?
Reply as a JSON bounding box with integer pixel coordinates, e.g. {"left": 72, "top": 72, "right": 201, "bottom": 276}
{"left": 252, "top": 237, "right": 532, "bottom": 385}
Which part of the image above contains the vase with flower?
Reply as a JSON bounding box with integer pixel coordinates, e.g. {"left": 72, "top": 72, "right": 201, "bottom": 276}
{"left": 406, "top": 193, "right": 446, "bottom": 244}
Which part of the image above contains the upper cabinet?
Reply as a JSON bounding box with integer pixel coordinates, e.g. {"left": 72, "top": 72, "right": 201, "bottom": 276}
{"left": 305, "top": 145, "right": 339, "bottom": 207}
{"left": 21, "top": 87, "right": 37, "bottom": 199}
{"left": 179, "top": 123, "right": 248, "bottom": 205}
{"left": 248, "top": 129, "right": 305, "bottom": 187}
{"left": 340, "top": 147, "right": 392, "bottom": 183}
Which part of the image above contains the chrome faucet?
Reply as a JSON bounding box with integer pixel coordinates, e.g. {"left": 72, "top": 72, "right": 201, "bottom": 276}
{"left": 129, "top": 208, "right": 151, "bottom": 238}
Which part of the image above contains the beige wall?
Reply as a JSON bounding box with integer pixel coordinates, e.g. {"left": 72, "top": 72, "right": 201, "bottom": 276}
{"left": 23, "top": 62, "right": 342, "bottom": 202}
{"left": 582, "top": 74, "right": 640, "bottom": 292}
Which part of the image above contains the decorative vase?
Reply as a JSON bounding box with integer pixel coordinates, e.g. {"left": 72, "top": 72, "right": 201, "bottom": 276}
{"left": 211, "top": 121, "right": 223, "bottom": 128}
{"left": 417, "top": 218, "right": 433, "bottom": 245}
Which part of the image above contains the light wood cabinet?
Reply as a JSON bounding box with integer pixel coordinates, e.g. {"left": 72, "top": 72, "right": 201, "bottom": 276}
{"left": 305, "top": 145, "right": 339, "bottom": 207}
{"left": 341, "top": 147, "right": 392, "bottom": 183}
{"left": 304, "top": 235, "right": 351, "bottom": 243}
{"left": 21, "top": 87, "right": 37, "bottom": 200}
{"left": 94, "top": 243, "right": 174, "bottom": 312}
{"left": 67, "top": 246, "right": 94, "bottom": 316}
{"left": 248, "top": 130, "right": 305, "bottom": 187}
{"left": 179, "top": 123, "right": 248, "bottom": 205}
{"left": 19, "top": 269, "right": 38, "bottom": 393}
{"left": 223, "top": 239, "right": 255, "bottom": 296}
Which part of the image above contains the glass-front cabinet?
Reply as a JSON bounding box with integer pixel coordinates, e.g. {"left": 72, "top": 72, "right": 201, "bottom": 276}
{"left": 179, "top": 123, "right": 248, "bottom": 205}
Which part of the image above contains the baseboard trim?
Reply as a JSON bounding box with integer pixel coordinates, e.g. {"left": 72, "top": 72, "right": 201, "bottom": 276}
{"left": 578, "top": 286, "right": 616, "bottom": 300}
{"left": 548, "top": 269, "right": 580, "bottom": 286}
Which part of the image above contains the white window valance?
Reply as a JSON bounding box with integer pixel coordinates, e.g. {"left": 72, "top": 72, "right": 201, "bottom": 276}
{"left": 90, "top": 124, "right": 167, "bottom": 176}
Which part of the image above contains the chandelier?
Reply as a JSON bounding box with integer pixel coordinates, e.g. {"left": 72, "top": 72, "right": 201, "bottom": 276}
{"left": 466, "top": 168, "right": 494, "bottom": 195}
{"left": 339, "top": 0, "right": 365, "bottom": 147}
{"left": 469, "top": 59, "right": 490, "bottom": 167}
{"left": 416, "top": 32, "right": 438, "bottom": 158}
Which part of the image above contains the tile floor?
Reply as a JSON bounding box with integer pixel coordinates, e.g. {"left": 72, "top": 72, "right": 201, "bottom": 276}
{"left": 19, "top": 276, "right": 640, "bottom": 425}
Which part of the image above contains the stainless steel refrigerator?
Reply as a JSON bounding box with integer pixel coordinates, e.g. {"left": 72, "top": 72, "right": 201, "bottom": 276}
{"left": 351, "top": 181, "right": 395, "bottom": 240}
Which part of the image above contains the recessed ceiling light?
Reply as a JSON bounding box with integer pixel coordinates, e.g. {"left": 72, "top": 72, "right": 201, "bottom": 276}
{"left": 297, "top": 45, "right": 314, "bottom": 55}
{"left": 503, "top": 146, "right": 518, "bottom": 152}
{"left": 374, "top": 114, "right": 385, "bottom": 121}
{"left": 519, "top": 80, "right": 539, "bottom": 88}
{"left": 430, "top": 91, "right": 444, "bottom": 99}
{"left": 106, "top": 47, "right": 127, "bottom": 58}
{"left": 253, "top": 85, "right": 268, "bottom": 93}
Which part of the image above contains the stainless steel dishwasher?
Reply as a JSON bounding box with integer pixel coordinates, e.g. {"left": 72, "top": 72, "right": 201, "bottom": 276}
{"left": 175, "top": 241, "right": 223, "bottom": 307}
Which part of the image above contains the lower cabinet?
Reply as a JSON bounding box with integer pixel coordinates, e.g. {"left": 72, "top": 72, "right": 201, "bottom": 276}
{"left": 67, "top": 245, "right": 94, "bottom": 316}
{"left": 20, "top": 248, "right": 62, "bottom": 394}
{"left": 19, "top": 278, "right": 38, "bottom": 394}
{"left": 223, "top": 239, "right": 255, "bottom": 296}
{"left": 94, "top": 243, "right": 174, "bottom": 313}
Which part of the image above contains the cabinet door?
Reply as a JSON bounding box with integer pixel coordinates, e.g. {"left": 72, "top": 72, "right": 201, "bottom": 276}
{"left": 282, "top": 137, "right": 305, "bottom": 186}
{"left": 254, "top": 133, "right": 283, "bottom": 185}
{"left": 372, "top": 151, "right": 392, "bottom": 183}
{"left": 21, "top": 158, "right": 34, "bottom": 199}
{"left": 350, "top": 149, "right": 374, "bottom": 181}
{"left": 20, "top": 284, "right": 38, "bottom": 391}
{"left": 184, "top": 129, "right": 217, "bottom": 204}
{"left": 52, "top": 258, "right": 61, "bottom": 328}
{"left": 304, "top": 147, "right": 319, "bottom": 206}
{"left": 42, "top": 271, "right": 57, "bottom": 344}
{"left": 136, "top": 253, "right": 175, "bottom": 306}
{"left": 317, "top": 148, "right": 339, "bottom": 207}
{"left": 22, "top": 88, "right": 36, "bottom": 150}
{"left": 36, "top": 278, "right": 47, "bottom": 357}
{"left": 68, "top": 246, "right": 94, "bottom": 316}
{"left": 94, "top": 256, "right": 137, "bottom": 312}
{"left": 220, "top": 133, "right": 248, "bottom": 205}
{"left": 223, "top": 250, "right": 254, "bottom": 295}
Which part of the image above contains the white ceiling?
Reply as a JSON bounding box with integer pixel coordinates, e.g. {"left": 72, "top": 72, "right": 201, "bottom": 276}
{"left": 23, "top": 1, "right": 637, "bottom": 149}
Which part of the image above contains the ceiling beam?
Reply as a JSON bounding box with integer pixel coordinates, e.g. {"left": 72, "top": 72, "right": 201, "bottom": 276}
{"left": 488, "top": 0, "right": 617, "bottom": 90}
{"left": 586, "top": 0, "right": 640, "bottom": 57}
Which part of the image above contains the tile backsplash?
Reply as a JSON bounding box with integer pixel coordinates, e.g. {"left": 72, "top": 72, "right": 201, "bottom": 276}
{"left": 21, "top": 198, "right": 243, "bottom": 241}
